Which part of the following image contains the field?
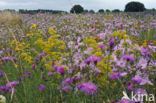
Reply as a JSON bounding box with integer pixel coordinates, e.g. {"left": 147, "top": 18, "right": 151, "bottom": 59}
{"left": 0, "top": 12, "right": 156, "bottom": 103}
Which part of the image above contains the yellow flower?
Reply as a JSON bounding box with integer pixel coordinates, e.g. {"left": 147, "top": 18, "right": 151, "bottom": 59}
{"left": 142, "top": 40, "right": 147, "bottom": 47}
{"left": 26, "top": 33, "right": 33, "bottom": 37}
{"left": 15, "top": 44, "right": 23, "bottom": 51}
{"left": 32, "top": 24, "right": 37, "bottom": 28}
{"left": 49, "top": 27, "right": 57, "bottom": 35}
{"left": 10, "top": 40, "right": 18, "bottom": 46}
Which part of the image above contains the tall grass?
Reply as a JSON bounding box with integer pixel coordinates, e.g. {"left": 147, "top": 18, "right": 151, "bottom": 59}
{"left": 0, "top": 11, "right": 22, "bottom": 24}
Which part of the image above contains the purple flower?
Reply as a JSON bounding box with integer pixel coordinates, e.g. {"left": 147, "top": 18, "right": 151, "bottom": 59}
{"left": 84, "top": 56, "right": 101, "bottom": 65}
{"left": 38, "top": 52, "right": 46, "bottom": 58}
{"left": 62, "top": 86, "right": 72, "bottom": 92}
{"left": 34, "top": 58, "right": 39, "bottom": 64}
{"left": 0, "top": 69, "right": 3, "bottom": 76}
{"left": 62, "top": 78, "right": 73, "bottom": 86}
{"left": 0, "top": 50, "right": 3, "bottom": 55}
{"left": 120, "top": 72, "right": 127, "bottom": 77}
{"left": 27, "top": 71, "right": 31, "bottom": 77}
{"left": 122, "top": 55, "right": 135, "bottom": 62}
{"left": 127, "top": 85, "right": 133, "bottom": 91}
{"left": 131, "top": 76, "right": 142, "bottom": 84}
{"left": 47, "top": 72, "right": 53, "bottom": 76}
{"left": 32, "top": 64, "right": 36, "bottom": 70}
{"left": 131, "top": 75, "right": 153, "bottom": 85}
{"left": 0, "top": 86, "right": 7, "bottom": 92}
{"left": 1, "top": 57, "right": 11, "bottom": 62}
{"left": 9, "top": 88, "right": 17, "bottom": 93}
{"left": 6, "top": 81, "right": 20, "bottom": 88}
{"left": 75, "top": 75, "right": 83, "bottom": 80}
{"left": 109, "top": 72, "right": 120, "bottom": 79}
{"left": 12, "top": 57, "right": 17, "bottom": 62}
{"left": 6, "top": 48, "right": 12, "bottom": 53}
{"left": 109, "top": 40, "right": 114, "bottom": 48}
{"left": 140, "top": 47, "right": 151, "bottom": 56}
{"left": 119, "top": 99, "right": 135, "bottom": 103}
{"left": 57, "top": 66, "right": 65, "bottom": 74}
{"left": 38, "top": 84, "right": 45, "bottom": 91}
{"left": 91, "top": 57, "right": 101, "bottom": 64}
{"left": 84, "top": 59, "right": 91, "bottom": 65}
{"left": 134, "top": 88, "right": 147, "bottom": 95}
{"left": 98, "top": 43, "right": 105, "bottom": 49}
{"left": 77, "top": 82, "right": 98, "bottom": 95}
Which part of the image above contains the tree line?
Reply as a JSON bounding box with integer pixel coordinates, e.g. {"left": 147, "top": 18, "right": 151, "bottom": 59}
{"left": 0, "top": 1, "right": 155, "bottom": 14}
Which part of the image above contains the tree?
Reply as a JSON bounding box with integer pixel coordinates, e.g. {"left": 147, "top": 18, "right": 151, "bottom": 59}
{"left": 106, "top": 9, "right": 111, "bottom": 12}
{"left": 70, "top": 5, "right": 84, "bottom": 14}
{"left": 89, "top": 10, "right": 95, "bottom": 13}
{"left": 112, "top": 9, "right": 120, "bottom": 12}
{"left": 83, "top": 9, "right": 89, "bottom": 13}
{"left": 98, "top": 9, "right": 104, "bottom": 13}
{"left": 125, "top": 1, "right": 146, "bottom": 12}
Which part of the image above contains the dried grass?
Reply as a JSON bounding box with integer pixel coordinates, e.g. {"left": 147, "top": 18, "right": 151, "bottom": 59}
{"left": 0, "top": 11, "right": 22, "bottom": 24}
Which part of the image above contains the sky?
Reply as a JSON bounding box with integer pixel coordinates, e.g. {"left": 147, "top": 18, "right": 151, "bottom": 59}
{"left": 0, "top": 0, "right": 155, "bottom": 12}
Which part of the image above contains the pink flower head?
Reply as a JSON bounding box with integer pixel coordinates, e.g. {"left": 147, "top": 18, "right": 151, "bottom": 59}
{"left": 62, "top": 86, "right": 72, "bottom": 92}
{"left": 38, "top": 84, "right": 45, "bottom": 91}
{"left": 98, "top": 43, "right": 105, "bottom": 49}
{"left": 109, "top": 72, "right": 120, "bottom": 79}
{"left": 57, "top": 66, "right": 65, "bottom": 75}
{"left": 77, "top": 82, "right": 98, "bottom": 95}
{"left": 122, "top": 55, "right": 135, "bottom": 62}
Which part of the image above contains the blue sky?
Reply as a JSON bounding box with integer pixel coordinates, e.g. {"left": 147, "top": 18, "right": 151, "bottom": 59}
{"left": 0, "top": 0, "right": 155, "bottom": 11}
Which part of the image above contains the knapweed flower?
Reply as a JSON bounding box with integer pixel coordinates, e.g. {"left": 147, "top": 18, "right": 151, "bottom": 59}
{"left": 127, "top": 85, "right": 133, "bottom": 91}
{"left": 0, "top": 86, "right": 7, "bottom": 92}
{"left": 1, "top": 57, "right": 11, "bottom": 62}
{"left": 47, "top": 72, "right": 53, "bottom": 76}
{"left": 9, "top": 88, "right": 17, "bottom": 93}
{"left": 131, "top": 75, "right": 153, "bottom": 85}
{"left": 140, "top": 47, "right": 151, "bottom": 56}
{"left": 6, "top": 81, "right": 20, "bottom": 88}
{"left": 38, "top": 84, "right": 45, "bottom": 91}
{"left": 109, "top": 72, "right": 120, "bottom": 79}
{"left": 62, "top": 86, "right": 72, "bottom": 92}
{"left": 12, "top": 57, "right": 17, "bottom": 62}
{"left": 32, "top": 64, "right": 36, "bottom": 70}
{"left": 119, "top": 99, "right": 135, "bottom": 103}
{"left": 57, "top": 66, "right": 65, "bottom": 75}
{"left": 0, "top": 69, "right": 3, "bottom": 76}
{"left": 0, "top": 50, "right": 3, "bottom": 55}
{"left": 109, "top": 40, "right": 114, "bottom": 48}
{"left": 62, "top": 78, "right": 73, "bottom": 86}
{"left": 84, "top": 59, "right": 91, "bottom": 65}
{"left": 77, "top": 82, "right": 98, "bottom": 95}
{"left": 122, "top": 55, "right": 135, "bottom": 62}
{"left": 34, "top": 58, "right": 39, "bottom": 64}
{"left": 6, "top": 48, "right": 12, "bottom": 53}
{"left": 84, "top": 56, "right": 101, "bottom": 65}
{"left": 98, "top": 42, "right": 105, "bottom": 49}
{"left": 38, "top": 52, "right": 46, "bottom": 58}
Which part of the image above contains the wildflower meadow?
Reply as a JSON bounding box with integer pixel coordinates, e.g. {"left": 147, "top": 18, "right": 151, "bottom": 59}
{"left": 0, "top": 12, "right": 155, "bottom": 103}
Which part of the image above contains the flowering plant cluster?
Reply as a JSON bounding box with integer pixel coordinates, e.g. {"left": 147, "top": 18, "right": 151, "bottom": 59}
{"left": 0, "top": 13, "right": 155, "bottom": 103}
